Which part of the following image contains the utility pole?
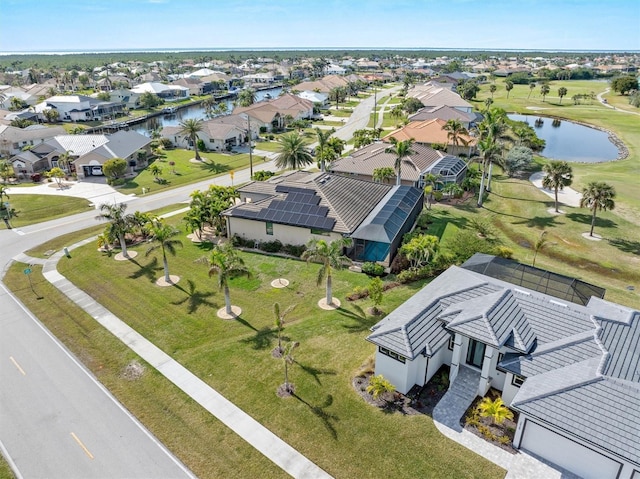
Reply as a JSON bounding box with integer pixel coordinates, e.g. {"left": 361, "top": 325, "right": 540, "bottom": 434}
{"left": 373, "top": 83, "right": 377, "bottom": 129}
{"left": 247, "top": 114, "right": 253, "bottom": 179}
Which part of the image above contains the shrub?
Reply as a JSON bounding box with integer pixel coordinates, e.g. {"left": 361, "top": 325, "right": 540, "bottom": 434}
{"left": 498, "top": 436, "right": 511, "bottom": 445}
{"left": 30, "top": 173, "right": 42, "bottom": 182}
{"left": 282, "top": 243, "right": 305, "bottom": 257}
{"left": 259, "top": 126, "right": 267, "bottom": 134}
{"left": 361, "top": 262, "right": 385, "bottom": 276}
{"left": 390, "top": 252, "right": 410, "bottom": 274}
{"left": 433, "top": 191, "right": 443, "bottom": 201}
{"left": 347, "top": 286, "right": 368, "bottom": 301}
{"left": 495, "top": 246, "right": 514, "bottom": 259}
{"left": 397, "top": 265, "right": 432, "bottom": 284}
{"left": 416, "top": 211, "right": 431, "bottom": 229}
{"left": 231, "top": 234, "right": 254, "bottom": 248}
{"left": 252, "top": 170, "right": 275, "bottom": 181}
{"left": 260, "top": 240, "right": 283, "bottom": 253}
{"left": 477, "top": 425, "right": 496, "bottom": 441}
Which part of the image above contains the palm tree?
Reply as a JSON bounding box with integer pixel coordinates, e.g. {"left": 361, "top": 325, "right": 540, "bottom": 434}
{"left": 532, "top": 231, "right": 548, "bottom": 267}
{"left": 236, "top": 88, "right": 255, "bottom": 107}
{"left": 540, "top": 83, "right": 550, "bottom": 102}
{"left": 478, "top": 397, "right": 514, "bottom": 425}
{"left": 275, "top": 132, "right": 313, "bottom": 170}
{"left": 57, "top": 150, "right": 74, "bottom": 173}
{"left": 443, "top": 119, "right": 469, "bottom": 155}
{"left": 476, "top": 137, "right": 500, "bottom": 207}
{"left": 145, "top": 219, "right": 183, "bottom": 283}
{"left": 96, "top": 202, "right": 134, "bottom": 258}
{"left": 558, "top": 87, "right": 568, "bottom": 104}
{"left": 179, "top": 118, "right": 204, "bottom": 161}
{"left": 505, "top": 80, "right": 514, "bottom": 98}
{"left": 489, "top": 84, "right": 497, "bottom": 98}
{"left": 528, "top": 82, "right": 536, "bottom": 99}
{"left": 205, "top": 242, "right": 250, "bottom": 315}
{"left": 542, "top": 161, "right": 573, "bottom": 213}
{"left": 302, "top": 237, "right": 352, "bottom": 306}
{"left": 580, "top": 182, "right": 616, "bottom": 237}
{"left": 372, "top": 167, "right": 395, "bottom": 184}
{"left": 385, "top": 137, "right": 415, "bottom": 186}
{"left": 366, "top": 374, "right": 395, "bottom": 401}
{"left": 422, "top": 172, "right": 442, "bottom": 209}
{"left": 314, "top": 127, "right": 334, "bottom": 172}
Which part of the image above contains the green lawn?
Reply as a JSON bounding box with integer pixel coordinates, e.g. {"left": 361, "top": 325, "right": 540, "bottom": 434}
{"left": 10, "top": 213, "right": 504, "bottom": 479}
{"left": 252, "top": 141, "right": 281, "bottom": 152}
{"left": 119, "top": 149, "right": 252, "bottom": 195}
{"left": 329, "top": 108, "right": 353, "bottom": 117}
{"left": 6, "top": 194, "right": 92, "bottom": 227}
{"left": 0, "top": 457, "right": 14, "bottom": 479}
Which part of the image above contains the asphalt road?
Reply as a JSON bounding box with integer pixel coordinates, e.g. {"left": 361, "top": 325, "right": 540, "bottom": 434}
{"left": 0, "top": 170, "right": 252, "bottom": 479}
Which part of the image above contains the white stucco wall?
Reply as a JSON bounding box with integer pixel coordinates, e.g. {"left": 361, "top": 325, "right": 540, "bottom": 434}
{"left": 425, "top": 345, "right": 452, "bottom": 385}
{"left": 227, "top": 217, "right": 341, "bottom": 245}
{"left": 501, "top": 373, "right": 522, "bottom": 406}
{"left": 374, "top": 351, "right": 411, "bottom": 394}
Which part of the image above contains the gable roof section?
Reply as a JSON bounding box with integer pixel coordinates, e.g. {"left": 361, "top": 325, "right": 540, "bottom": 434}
{"left": 384, "top": 119, "right": 476, "bottom": 147}
{"left": 409, "top": 105, "right": 475, "bottom": 123}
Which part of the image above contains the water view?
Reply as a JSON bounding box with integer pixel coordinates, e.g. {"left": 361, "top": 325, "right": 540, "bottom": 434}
{"left": 507, "top": 113, "right": 619, "bottom": 163}
{"left": 133, "top": 87, "right": 283, "bottom": 135}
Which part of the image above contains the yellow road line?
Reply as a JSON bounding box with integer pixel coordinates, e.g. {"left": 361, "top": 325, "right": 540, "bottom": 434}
{"left": 70, "top": 432, "right": 94, "bottom": 459}
{"left": 9, "top": 356, "right": 26, "bottom": 376}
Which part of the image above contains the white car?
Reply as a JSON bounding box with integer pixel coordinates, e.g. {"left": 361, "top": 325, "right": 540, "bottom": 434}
{"left": 91, "top": 167, "right": 103, "bottom": 176}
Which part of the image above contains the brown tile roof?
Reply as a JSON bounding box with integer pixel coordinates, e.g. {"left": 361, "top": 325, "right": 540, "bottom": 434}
{"left": 384, "top": 119, "right": 477, "bottom": 147}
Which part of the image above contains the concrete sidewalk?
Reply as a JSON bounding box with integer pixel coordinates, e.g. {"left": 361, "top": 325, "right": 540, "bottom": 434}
{"left": 30, "top": 240, "right": 332, "bottom": 479}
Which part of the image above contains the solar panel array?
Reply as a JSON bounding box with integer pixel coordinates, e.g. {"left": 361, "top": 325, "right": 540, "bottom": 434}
{"left": 234, "top": 186, "right": 335, "bottom": 231}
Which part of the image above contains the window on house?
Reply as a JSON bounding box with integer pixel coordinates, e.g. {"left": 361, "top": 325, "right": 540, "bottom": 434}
{"left": 310, "top": 228, "right": 329, "bottom": 236}
{"left": 266, "top": 222, "right": 273, "bottom": 235}
{"left": 448, "top": 336, "right": 455, "bottom": 350}
{"left": 379, "top": 346, "right": 406, "bottom": 364}
{"left": 511, "top": 374, "right": 525, "bottom": 387}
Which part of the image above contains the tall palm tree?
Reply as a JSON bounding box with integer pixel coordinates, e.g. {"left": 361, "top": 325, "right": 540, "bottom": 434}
{"left": 206, "top": 242, "right": 250, "bottom": 315}
{"left": 314, "top": 127, "right": 334, "bottom": 172}
{"left": 580, "top": 182, "right": 616, "bottom": 237}
{"left": 476, "top": 137, "right": 500, "bottom": 207}
{"left": 443, "top": 119, "right": 469, "bottom": 156}
{"left": 385, "top": 137, "right": 415, "bottom": 186}
{"left": 96, "top": 202, "right": 134, "bottom": 258}
{"left": 372, "top": 167, "right": 395, "bottom": 184}
{"left": 179, "top": 118, "right": 204, "bottom": 161}
{"left": 302, "top": 237, "right": 352, "bottom": 306}
{"left": 275, "top": 132, "right": 313, "bottom": 170}
{"left": 505, "top": 80, "right": 514, "bottom": 98}
{"left": 422, "top": 172, "right": 442, "bottom": 209}
{"left": 236, "top": 89, "right": 256, "bottom": 107}
{"left": 540, "top": 83, "right": 550, "bottom": 102}
{"left": 57, "top": 150, "right": 74, "bottom": 173}
{"left": 542, "top": 161, "right": 573, "bottom": 213}
{"left": 145, "top": 219, "right": 183, "bottom": 283}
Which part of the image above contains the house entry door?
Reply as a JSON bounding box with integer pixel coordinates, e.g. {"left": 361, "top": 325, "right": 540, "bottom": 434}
{"left": 466, "top": 339, "right": 485, "bottom": 369}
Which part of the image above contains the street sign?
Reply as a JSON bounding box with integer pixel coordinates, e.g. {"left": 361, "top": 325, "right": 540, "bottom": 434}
{"left": 23, "top": 268, "right": 32, "bottom": 275}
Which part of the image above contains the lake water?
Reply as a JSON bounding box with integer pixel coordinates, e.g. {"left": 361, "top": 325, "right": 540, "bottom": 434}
{"left": 133, "top": 86, "right": 282, "bottom": 135}
{"left": 507, "top": 113, "right": 620, "bottom": 163}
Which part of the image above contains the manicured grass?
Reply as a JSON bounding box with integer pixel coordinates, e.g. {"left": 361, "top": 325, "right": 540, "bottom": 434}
{"left": 119, "top": 149, "right": 252, "bottom": 195}
{"left": 477, "top": 78, "right": 640, "bottom": 224}
{"left": 314, "top": 120, "right": 345, "bottom": 127}
{"left": 0, "top": 456, "right": 14, "bottom": 479}
{"left": 19, "top": 214, "right": 504, "bottom": 479}
{"left": 6, "top": 194, "right": 92, "bottom": 227}
{"left": 252, "top": 141, "right": 281, "bottom": 152}
{"left": 329, "top": 109, "right": 352, "bottom": 117}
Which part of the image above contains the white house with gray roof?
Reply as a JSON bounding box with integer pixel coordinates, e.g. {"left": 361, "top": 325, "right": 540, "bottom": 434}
{"left": 367, "top": 257, "right": 640, "bottom": 479}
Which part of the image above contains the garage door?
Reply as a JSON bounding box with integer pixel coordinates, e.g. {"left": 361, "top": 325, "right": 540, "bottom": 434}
{"left": 520, "top": 420, "right": 621, "bottom": 479}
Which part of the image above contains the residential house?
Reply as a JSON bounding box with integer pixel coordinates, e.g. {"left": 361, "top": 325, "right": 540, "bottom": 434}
{"left": 223, "top": 171, "right": 423, "bottom": 266}
{"left": 409, "top": 105, "right": 478, "bottom": 129}
{"left": 131, "top": 82, "right": 189, "bottom": 100}
{"left": 329, "top": 142, "right": 467, "bottom": 188}
{"left": 293, "top": 75, "right": 350, "bottom": 94}
{"left": 384, "top": 119, "right": 477, "bottom": 156}
{"left": 324, "top": 64, "right": 347, "bottom": 75}
{"left": 33, "top": 95, "right": 124, "bottom": 122}
{"left": 367, "top": 254, "right": 639, "bottom": 479}
{"left": 407, "top": 84, "right": 473, "bottom": 113}
{"left": 109, "top": 88, "right": 142, "bottom": 110}
{"left": 170, "top": 77, "right": 211, "bottom": 96}
{"left": 296, "top": 90, "right": 329, "bottom": 107}
{"left": 233, "top": 93, "right": 314, "bottom": 131}
{"left": 162, "top": 118, "right": 245, "bottom": 152}
{"left": 0, "top": 124, "right": 67, "bottom": 156}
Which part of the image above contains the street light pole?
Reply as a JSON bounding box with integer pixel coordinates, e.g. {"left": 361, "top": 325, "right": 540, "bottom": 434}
{"left": 373, "top": 84, "right": 377, "bottom": 129}
{"left": 247, "top": 114, "right": 253, "bottom": 179}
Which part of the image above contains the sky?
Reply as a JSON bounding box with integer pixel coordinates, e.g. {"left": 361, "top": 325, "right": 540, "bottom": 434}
{"left": 0, "top": 0, "right": 639, "bottom": 53}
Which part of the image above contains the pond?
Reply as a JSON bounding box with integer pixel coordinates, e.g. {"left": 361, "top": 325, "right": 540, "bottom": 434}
{"left": 132, "top": 86, "right": 283, "bottom": 135}
{"left": 507, "top": 113, "right": 620, "bottom": 163}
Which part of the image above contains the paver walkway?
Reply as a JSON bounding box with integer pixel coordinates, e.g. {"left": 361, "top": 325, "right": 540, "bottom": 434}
{"left": 433, "top": 366, "right": 577, "bottom": 479}
{"left": 32, "top": 239, "right": 332, "bottom": 479}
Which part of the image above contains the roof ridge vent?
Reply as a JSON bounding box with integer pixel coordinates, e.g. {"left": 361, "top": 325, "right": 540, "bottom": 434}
{"left": 550, "top": 299, "right": 568, "bottom": 307}
{"left": 514, "top": 288, "right": 530, "bottom": 296}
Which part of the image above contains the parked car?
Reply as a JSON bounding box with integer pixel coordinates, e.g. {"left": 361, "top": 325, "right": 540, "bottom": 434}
{"left": 91, "top": 167, "right": 103, "bottom": 176}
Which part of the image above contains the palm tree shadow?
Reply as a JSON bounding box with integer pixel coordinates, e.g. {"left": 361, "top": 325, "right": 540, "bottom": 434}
{"left": 566, "top": 212, "right": 617, "bottom": 229}
{"left": 127, "top": 256, "right": 161, "bottom": 282}
{"left": 234, "top": 315, "right": 258, "bottom": 332}
{"left": 293, "top": 393, "right": 339, "bottom": 440}
{"left": 608, "top": 238, "right": 640, "bottom": 255}
{"left": 200, "top": 160, "right": 230, "bottom": 174}
{"left": 294, "top": 360, "right": 337, "bottom": 386}
{"left": 239, "top": 327, "right": 276, "bottom": 350}
{"left": 512, "top": 215, "right": 561, "bottom": 229}
{"left": 171, "top": 279, "right": 217, "bottom": 314}
{"left": 338, "top": 305, "right": 379, "bottom": 334}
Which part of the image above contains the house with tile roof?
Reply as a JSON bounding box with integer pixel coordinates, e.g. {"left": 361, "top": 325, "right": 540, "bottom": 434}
{"left": 367, "top": 256, "right": 640, "bottom": 479}
{"left": 384, "top": 119, "right": 478, "bottom": 157}
{"left": 223, "top": 171, "right": 423, "bottom": 266}
{"left": 409, "top": 105, "right": 479, "bottom": 129}
{"left": 162, "top": 117, "right": 246, "bottom": 152}
{"left": 0, "top": 124, "right": 67, "bottom": 156}
{"left": 233, "top": 93, "right": 314, "bottom": 132}
{"left": 407, "top": 84, "right": 473, "bottom": 113}
{"left": 329, "top": 142, "right": 467, "bottom": 188}
{"left": 33, "top": 95, "right": 124, "bottom": 122}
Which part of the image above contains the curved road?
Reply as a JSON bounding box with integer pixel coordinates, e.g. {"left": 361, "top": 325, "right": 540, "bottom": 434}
{"left": 0, "top": 165, "right": 274, "bottom": 479}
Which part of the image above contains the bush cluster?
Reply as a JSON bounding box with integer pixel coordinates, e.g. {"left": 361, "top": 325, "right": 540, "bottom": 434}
{"left": 231, "top": 235, "right": 305, "bottom": 257}
{"left": 361, "top": 262, "right": 385, "bottom": 276}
